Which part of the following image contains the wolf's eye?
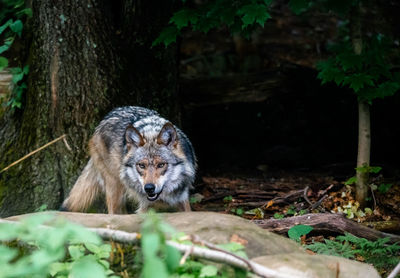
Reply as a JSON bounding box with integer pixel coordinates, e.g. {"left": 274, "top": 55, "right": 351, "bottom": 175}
{"left": 157, "top": 163, "right": 166, "bottom": 168}
{"left": 137, "top": 163, "right": 146, "bottom": 169}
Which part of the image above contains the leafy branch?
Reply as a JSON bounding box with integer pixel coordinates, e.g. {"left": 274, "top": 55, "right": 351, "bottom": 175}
{"left": 154, "top": 0, "right": 273, "bottom": 47}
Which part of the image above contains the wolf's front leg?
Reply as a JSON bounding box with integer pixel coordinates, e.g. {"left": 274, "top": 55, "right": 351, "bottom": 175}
{"left": 180, "top": 199, "right": 191, "bottom": 212}
{"left": 105, "top": 178, "right": 126, "bottom": 214}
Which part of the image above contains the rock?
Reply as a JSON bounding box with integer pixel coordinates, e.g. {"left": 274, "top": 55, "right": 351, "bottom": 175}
{"left": 6, "top": 211, "right": 380, "bottom": 278}
{"left": 252, "top": 253, "right": 380, "bottom": 278}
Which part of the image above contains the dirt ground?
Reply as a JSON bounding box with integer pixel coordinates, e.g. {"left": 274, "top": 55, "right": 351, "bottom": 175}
{"left": 192, "top": 169, "right": 400, "bottom": 227}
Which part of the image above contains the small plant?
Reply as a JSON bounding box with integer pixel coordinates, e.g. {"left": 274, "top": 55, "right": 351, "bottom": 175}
{"left": 141, "top": 210, "right": 249, "bottom": 278}
{"left": 223, "top": 195, "right": 233, "bottom": 202}
{"left": 0, "top": 213, "right": 116, "bottom": 278}
{"left": 230, "top": 207, "right": 244, "bottom": 216}
{"left": 288, "top": 225, "right": 313, "bottom": 243}
{"left": 306, "top": 233, "right": 400, "bottom": 270}
{"left": 140, "top": 211, "right": 181, "bottom": 278}
{"left": 35, "top": 203, "right": 48, "bottom": 212}
{"left": 286, "top": 205, "right": 296, "bottom": 216}
{"left": 273, "top": 212, "right": 284, "bottom": 219}
{"left": 345, "top": 165, "right": 382, "bottom": 185}
{"left": 377, "top": 183, "right": 392, "bottom": 194}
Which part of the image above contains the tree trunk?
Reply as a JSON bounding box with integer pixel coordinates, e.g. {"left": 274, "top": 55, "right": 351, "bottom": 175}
{"left": 0, "top": 0, "right": 178, "bottom": 217}
{"left": 356, "top": 101, "right": 370, "bottom": 207}
{"left": 351, "top": 3, "right": 370, "bottom": 208}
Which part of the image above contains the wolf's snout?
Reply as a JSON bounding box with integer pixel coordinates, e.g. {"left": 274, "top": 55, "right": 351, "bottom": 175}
{"left": 144, "top": 183, "right": 156, "bottom": 195}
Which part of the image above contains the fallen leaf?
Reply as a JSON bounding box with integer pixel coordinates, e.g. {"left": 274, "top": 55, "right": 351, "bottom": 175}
{"left": 230, "top": 234, "right": 248, "bottom": 246}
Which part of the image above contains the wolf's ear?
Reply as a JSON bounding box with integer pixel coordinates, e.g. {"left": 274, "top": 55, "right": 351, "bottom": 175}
{"left": 125, "top": 125, "right": 144, "bottom": 149}
{"left": 157, "top": 122, "right": 177, "bottom": 147}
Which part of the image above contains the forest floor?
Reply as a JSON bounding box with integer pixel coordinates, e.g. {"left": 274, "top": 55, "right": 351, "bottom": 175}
{"left": 191, "top": 169, "right": 400, "bottom": 276}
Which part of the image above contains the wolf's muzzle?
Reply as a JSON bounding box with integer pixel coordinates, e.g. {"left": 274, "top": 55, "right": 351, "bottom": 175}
{"left": 145, "top": 183, "right": 162, "bottom": 201}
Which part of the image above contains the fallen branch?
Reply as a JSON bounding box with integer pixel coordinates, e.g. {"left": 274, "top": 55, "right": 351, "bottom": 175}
{"left": 0, "top": 218, "right": 307, "bottom": 278}
{"left": 388, "top": 261, "right": 400, "bottom": 278}
{"left": 254, "top": 213, "right": 400, "bottom": 244}
{"left": 309, "top": 195, "right": 328, "bottom": 210}
{"left": 0, "top": 134, "right": 67, "bottom": 173}
{"left": 167, "top": 240, "right": 299, "bottom": 278}
{"left": 361, "top": 220, "right": 400, "bottom": 233}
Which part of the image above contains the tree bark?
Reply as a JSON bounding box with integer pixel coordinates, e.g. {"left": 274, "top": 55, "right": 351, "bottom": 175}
{"left": 355, "top": 101, "right": 370, "bottom": 207}
{"left": 118, "top": 0, "right": 179, "bottom": 123}
{"left": 0, "top": 0, "right": 178, "bottom": 217}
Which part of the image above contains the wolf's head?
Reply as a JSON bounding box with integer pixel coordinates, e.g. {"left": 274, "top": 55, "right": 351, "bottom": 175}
{"left": 121, "top": 122, "right": 190, "bottom": 202}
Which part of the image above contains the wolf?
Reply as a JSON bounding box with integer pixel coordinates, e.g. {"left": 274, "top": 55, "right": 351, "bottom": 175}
{"left": 61, "top": 106, "right": 197, "bottom": 214}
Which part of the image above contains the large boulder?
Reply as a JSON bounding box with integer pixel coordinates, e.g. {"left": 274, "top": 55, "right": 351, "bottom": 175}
{"left": 6, "top": 211, "right": 380, "bottom": 278}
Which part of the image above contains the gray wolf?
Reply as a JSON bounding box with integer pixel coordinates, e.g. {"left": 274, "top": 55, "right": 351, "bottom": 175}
{"left": 61, "top": 106, "right": 197, "bottom": 213}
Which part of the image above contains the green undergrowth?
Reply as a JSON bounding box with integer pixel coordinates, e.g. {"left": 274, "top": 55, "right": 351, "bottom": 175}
{"left": 0, "top": 212, "right": 248, "bottom": 278}
{"left": 288, "top": 224, "right": 400, "bottom": 275}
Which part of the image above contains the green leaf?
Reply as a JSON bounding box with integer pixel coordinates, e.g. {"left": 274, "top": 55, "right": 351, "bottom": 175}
{"left": 0, "top": 37, "right": 14, "bottom": 55}
{"left": 235, "top": 207, "right": 244, "bottom": 216}
{"left": 142, "top": 232, "right": 161, "bottom": 258}
{"left": 49, "top": 262, "right": 70, "bottom": 276}
{"left": 344, "top": 176, "right": 356, "bottom": 185}
{"left": 12, "top": 71, "right": 24, "bottom": 84}
{"left": 199, "top": 265, "right": 218, "bottom": 277}
{"left": 316, "top": 59, "right": 345, "bottom": 86}
{"left": 217, "top": 242, "right": 245, "bottom": 252}
{"left": 16, "top": 8, "right": 33, "bottom": 18}
{"left": 153, "top": 26, "right": 180, "bottom": 47}
{"left": 170, "top": 9, "right": 198, "bottom": 29}
{"left": 70, "top": 256, "right": 107, "bottom": 278}
{"left": 219, "top": 7, "right": 236, "bottom": 26}
{"left": 165, "top": 244, "right": 181, "bottom": 272}
{"left": 68, "top": 245, "right": 85, "bottom": 260}
{"left": 0, "top": 222, "right": 19, "bottom": 240}
{"left": 289, "top": 0, "right": 310, "bottom": 15}
{"left": 288, "top": 225, "right": 313, "bottom": 241}
{"left": 336, "top": 52, "right": 363, "bottom": 71}
{"left": 85, "top": 242, "right": 101, "bottom": 254}
{"left": 142, "top": 257, "right": 169, "bottom": 278}
{"left": 378, "top": 183, "right": 392, "bottom": 194}
{"left": 0, "top": 56, "right": 8, "bottom": 71}
{"left": 223, "top": 195, "right": 233, "bottom": 202}
{"left": 375, "top": 81, "right": 400, "bottom": 99}
{"left": 237, "top": 4, "right": 271, "bottom": 28}
{"left": 10, "top": 19, "right": 23, "bottom": 37}
{"left": 0, "top": 19, "right": 13, "bottom": 35}
{"left": 0, "top": 245, "right": 17, "bottom": 262}
{"left": 343, "top": 73, "right": 374, "bottom": 92}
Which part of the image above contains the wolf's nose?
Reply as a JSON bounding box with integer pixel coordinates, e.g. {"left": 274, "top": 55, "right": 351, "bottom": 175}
{"left": 144, "top": 183, "right": 156, "bottom": 194}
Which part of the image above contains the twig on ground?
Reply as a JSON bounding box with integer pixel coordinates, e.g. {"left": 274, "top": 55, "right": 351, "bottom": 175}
{"left": 261, "top": 189, "right": 304, "bottom": 209}
{"left": 303, "top": 186, "right": 313, "bottom": 207}
{"left": 310, "top": 195, "right": 328, "bottom": 210}
{"left": 369, "top": 185, "right": 377, "bottom": 209}
{"left": 179, "top": 244, "right": 194, "bottom": 265}
{"left": 317, "top": 184, "right": 334, "bottom": 197}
